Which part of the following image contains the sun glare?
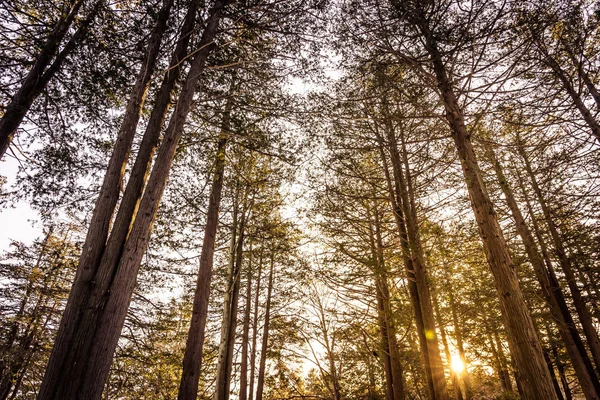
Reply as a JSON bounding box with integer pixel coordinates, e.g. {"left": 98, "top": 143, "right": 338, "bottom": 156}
{"left": 451, "top": 354, "right": 465, "bottom": 374}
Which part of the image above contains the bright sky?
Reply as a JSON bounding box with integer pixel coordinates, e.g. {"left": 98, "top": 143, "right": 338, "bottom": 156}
{"left": 0, "top": 155, "right": 41, "bottom": 252}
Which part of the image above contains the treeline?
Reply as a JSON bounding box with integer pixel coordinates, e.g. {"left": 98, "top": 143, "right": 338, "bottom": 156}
{"left": 0, "top": 0, "right": 599, "bottom": 400}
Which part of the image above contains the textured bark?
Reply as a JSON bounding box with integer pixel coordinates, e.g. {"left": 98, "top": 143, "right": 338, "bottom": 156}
{"left": 240, "top": 247, "right": 253, "bottom": 400}
{"left": 379, "top": 145, "right": 436, "bottom": 399}
{"left": 371, "top": 203, "right": 405, "bottom": 400}
{"left": 215, "top": 194, "right": 248, "bottom": 400}
{"left": 414, "top": 15, "right": 558, "bottom": 398}
{"left": 256, "top": 254, "right": 274, "bottom": 400}
{"left": 0, "top": 0, "right": 95, "bottom": 159}
{"left": 178, "top": 100, "right": 232, "bottom": 400}
{"left": 488, "top": 146, "right": 600, "bottom": 399}
{"left": 38, "top": 1, "right": 174, "bottom": 396}
{"left": 248, "top": 253, "right": 263, "bottom": 400}
{"left": 517, "top": 140, "right": 600, "bottom": 374}
{"left": 39, "top": 2, "right": 229, "bottom": 398}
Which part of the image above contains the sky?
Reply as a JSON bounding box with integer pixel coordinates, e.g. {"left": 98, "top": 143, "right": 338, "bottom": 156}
{"left": 0, "top": 154, "right": 42, "bottom": 252}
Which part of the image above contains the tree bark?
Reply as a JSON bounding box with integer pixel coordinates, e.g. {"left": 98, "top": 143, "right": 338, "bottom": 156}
{"left": 248, "top": 252, "right": 263, "bottom": 400}
{"left": 256, "top": 253, "right": 275, "bottom": 400}
{"left": 414, "top": 14, "right": 559, "bottom": 399}
{"left": 240, "top": 244, "right": 253, "bottom": 400}
{"left": 378, "top": 143, "right": 436, "bottom": 400}
{"left": 39, "top": 2, "right": 229, "bottom": 398}
{"left": 178, "top": 98, "right": 232, "bottom": 400}
{"left": 487, "top": 145, "right": 600, "bottom": 399}
{"left": 215, "top": 191, "right": 248, "bottom": 400}
{"left": 0, "top": 0, "right": 98, "bottom": 159}
{"left": 517, "top": 139, "right": 600, "bottom": 374}
{"left": 372, "top": 202, "right": 405, "bottom": 400}
{"left": 38, "top": 1, "right": 175, "bottom": 396}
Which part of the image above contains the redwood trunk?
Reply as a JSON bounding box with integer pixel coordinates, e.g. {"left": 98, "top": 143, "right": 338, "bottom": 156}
{"left": 488, "top": 146, "right": 600, "bottom": 399}
{"left": 178, "top": 101, "right": 232, "bottom": 400}
{"left": 39, "top": 1, "right": 174, "bottom": 396}
{"left": 256, "top": 254, "right": 274, "bottom": 400}
{"left": 418, "top": 17, "right": 558, "bottom": 399}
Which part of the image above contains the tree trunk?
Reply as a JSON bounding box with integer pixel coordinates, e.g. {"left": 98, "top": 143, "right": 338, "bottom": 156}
{"left": 378, "top": 134, "right": 436, "bottom": 400}
{"left": 240, "top": 244, "right": 253, "bottom": 400}
{"left": 372, "top": 202, "right": 405, "bottom": 400}
{"left": 441, "top": 264, "right": 472, "bottom": 400}
{"left": 432, "top": 290, "right": 464, "bottom": 400}
{"left": 215, "top": 191, "right": 248, "bottom": 400}
{"left": 248, "top": 252, "right": 263, "bottom": 400}
{"left": 39, "top": 1, "right": 174, "bottom": 396}
{"left": 178, "top": 98, "right": 232, "bottom": 400}
{"left": 489, "top": 328, "right": 514, "bottom": 394}
{"left": 417, "top": 15, "right": 559, "bottom": 399}
{"left": 0, "top": 0, "right": 98, "bottom": 159}
{"left": 517, "top": 139, "right": 600, "bottom": 373}
{"left": 537, "top": 48, "right": 600, "bottom": 143}
{"left": 552, "top": 343, "right": 573, "bottom": 400}
{"left": 256, "top": 253, "right": 275, "bottom": 400}
{"left": 487, "top": 145, "right": 600, "bottom": 398}
{"left": 39, "top": 2, "right": 229, "bottom": 398}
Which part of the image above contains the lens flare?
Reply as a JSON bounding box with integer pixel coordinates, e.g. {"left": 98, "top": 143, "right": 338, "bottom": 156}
{"left": 451, "top": 354, "right": 465, "bottom": 374}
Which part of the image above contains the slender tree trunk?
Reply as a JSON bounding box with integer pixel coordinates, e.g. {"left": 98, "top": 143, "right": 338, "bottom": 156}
{"left": 415, "top": 15, "right": 558, "bottom": 399}
{"left": 215, "top": 192, "right": 248, "bottom": 400}
{"left": 178, "top": 97, "right": 232, "bottom": 400}
{"left": 538, "top": 49, "right": 600, "bottom": 143}
{"left": 248, "top": 252, "right": 263, "bottom": 400}
{"left": 487, "top": 145, "right": 600, "bottom": 398}
{"left": 372, "top": 202, "right": 405, "bottom": 400}
{"left": 432, "top": 290, "right": 464, "bottom": 400}
{"left": 441, "top": 264, "right": 472, "bottom": 400}
{"left": 490, "top": 328, "right": 514, "bottom": 394}
{"left": 544, "top": 348, "right": 565, "bottom": 400}
{"left": 517, "top": 139, "right": 600, "bottom": 373}
{"left": 240, "top": 244, "right": 253, "bottom": 400}
{"left": 378, "top": 135, "right": 436, "bottom": 400}
{"left": 367, "top": 208, "right": 398, "bottom": 400}
{"left": 0, "top": 0, "right": 100, "bottom": 159}
{"left": 39, "top": 2, "right": 229, "bottom": 399}
{"left": 256, "top": 254, "right": 275, "bottom": 400}
{"left": 552, "top": 343, "right": 573, "bottom": 400}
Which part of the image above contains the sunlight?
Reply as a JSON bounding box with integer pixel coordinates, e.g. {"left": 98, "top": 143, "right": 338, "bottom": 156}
{"left": 451, "top": 354, "right": 465, "bottom": 374}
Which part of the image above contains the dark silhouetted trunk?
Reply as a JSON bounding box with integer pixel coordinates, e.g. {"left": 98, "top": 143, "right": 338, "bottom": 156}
{"left": 178, "top": 97, "right": 232, "bottom": 400}
{"left": 517, "top": 140, "right": 600, "bottom": 373}
{"left": 0, "top": 0, "right": 100, "bottom": 159}
{"left": 215, "top": 192, "right": 248, "bottom": 400}
{"left": 256, "top": 254, "right": 274, "bottom": 400}
{"left": 248, "top": 252, "right": 263, "bottom": 400}
{"left": 239, "top": 245, "right": 253, "bottom": 400}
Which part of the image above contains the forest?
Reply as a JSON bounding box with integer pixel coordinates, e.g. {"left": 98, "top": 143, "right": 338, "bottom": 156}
{"left": 0, "top": 0, "right": 599, "bottom": 399}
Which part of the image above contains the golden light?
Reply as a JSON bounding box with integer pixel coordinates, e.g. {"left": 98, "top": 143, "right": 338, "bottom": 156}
{"left": 451, "top": 354, "right": 465, "bottom": 374}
